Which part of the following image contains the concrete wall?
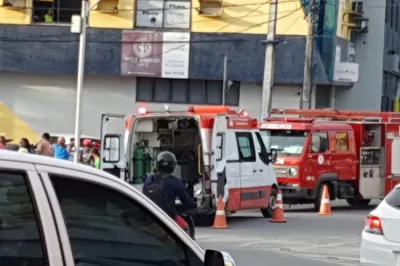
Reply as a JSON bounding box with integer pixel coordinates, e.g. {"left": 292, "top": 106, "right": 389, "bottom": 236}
{"left": 0, "top": 1, "right": 32, "bottom": 25}
{"left": 336, "top": 0, "right": 352, "bottom": 40}
{"left": 381, "top": 0, "right": 400, "bottom": 110}
{"left": 335, "top": 0, "right": 386, "bottom": 111}
{"left": 0, "top": 72, "right": 304, "bottom": 139}
{"left": 88, "top": 0, "right": 134, "bottom": 29}
{"left": 0, "top": 24, "right": 347, "bottom": 84}
{"left": 0, "top": 73, "right": 135, "bottom": 137}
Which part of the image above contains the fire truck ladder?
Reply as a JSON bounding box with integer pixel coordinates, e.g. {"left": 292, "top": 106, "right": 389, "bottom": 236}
{"left": 270, "top": 108, "right": 400, "bottom": 123}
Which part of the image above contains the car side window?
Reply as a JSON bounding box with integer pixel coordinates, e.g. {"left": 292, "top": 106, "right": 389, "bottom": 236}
{"left": 0, "top": 171, "right": 47, "bottom": 266}
{"left": 311, "top": 132, "right": 329, "bottom": 153}
{"left": 235, "top": 132, "right": 256, "bottom": 162}
{"left": 49, "top": 175, "right": 203, "bottom": 266}
{"left": 255, "top": 132, "right": 269, "bottom": 164}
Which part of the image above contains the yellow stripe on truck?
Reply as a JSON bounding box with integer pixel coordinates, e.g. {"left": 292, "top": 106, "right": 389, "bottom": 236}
{"left": 0, "top": 101, "right": 40, "bottom": 144}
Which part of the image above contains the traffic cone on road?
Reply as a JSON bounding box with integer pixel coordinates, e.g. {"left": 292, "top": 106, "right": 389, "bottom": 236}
{"left": 270, "top": 189, "right": 287, "bottom": 223}
{"left": 212, "top": 196, "right": 228, "bottom": 229}
{"left": 318, "top": 185, "right": 333, "bottom": 216}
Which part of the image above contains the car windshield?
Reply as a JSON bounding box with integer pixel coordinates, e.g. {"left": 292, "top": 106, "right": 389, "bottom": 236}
{"left": 260, "top": 130, "right": 308, "bottom": 156}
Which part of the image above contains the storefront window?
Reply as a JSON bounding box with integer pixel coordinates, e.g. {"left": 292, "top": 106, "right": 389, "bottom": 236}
{"left": 32, "top": 0, "right": 81, "bottom": 24}
{"left": 135, "top": 0, "right": 191, "bottom": 29}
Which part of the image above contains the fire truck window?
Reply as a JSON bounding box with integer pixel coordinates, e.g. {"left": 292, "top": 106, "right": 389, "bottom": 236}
{"left": 335, "top": 132, "right": 349, "bottom": 151}
{"left": 311, "top": 133, "right": 329, "bottom": 153}
{"left": 235, "top": 132, "right": 256, "bottom": 162}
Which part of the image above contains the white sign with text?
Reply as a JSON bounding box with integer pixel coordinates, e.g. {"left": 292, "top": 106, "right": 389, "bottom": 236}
{"left": 161, "top": 32, "right": 190, "bottom": 79}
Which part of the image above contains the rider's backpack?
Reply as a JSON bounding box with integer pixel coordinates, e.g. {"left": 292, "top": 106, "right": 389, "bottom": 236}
{"left": 143, "top": 175, "right": 175, "bottom": 218}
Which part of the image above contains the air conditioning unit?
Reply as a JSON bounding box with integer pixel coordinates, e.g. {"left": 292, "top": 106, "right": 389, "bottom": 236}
{"left": 389, "top": 54, "right": 400, "bottom": 74}
{"left": 197, "top": 0, "right": 222, "bottom": 17}
{"left": 348, "top": 42, "right": 356, "bottom": 62}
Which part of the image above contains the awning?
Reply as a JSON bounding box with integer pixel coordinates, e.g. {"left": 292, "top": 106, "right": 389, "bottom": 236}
{"left": 0, "top": 101, "right": 40, "bottom": 144}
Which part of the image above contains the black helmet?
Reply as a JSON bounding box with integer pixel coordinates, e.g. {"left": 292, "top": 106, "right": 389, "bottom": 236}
{"left": 156, "top": 151, "right": 177, "bottom": 174}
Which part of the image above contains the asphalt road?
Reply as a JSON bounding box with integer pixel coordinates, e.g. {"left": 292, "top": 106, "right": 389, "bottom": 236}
{"left": 196, "top": 200, "right": 380, "bottom": 266}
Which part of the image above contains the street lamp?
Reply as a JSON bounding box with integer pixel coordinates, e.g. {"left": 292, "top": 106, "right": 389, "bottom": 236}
{"left": 70, "top": 0, "right": 101, "bottom": 163}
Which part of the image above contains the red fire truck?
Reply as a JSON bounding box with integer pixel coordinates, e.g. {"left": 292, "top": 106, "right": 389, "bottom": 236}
{"left": 100, "top": 105, "right": 278, "bottom": 225}
{"left": 259, "top": 108, "right": 400, "bottom": 211}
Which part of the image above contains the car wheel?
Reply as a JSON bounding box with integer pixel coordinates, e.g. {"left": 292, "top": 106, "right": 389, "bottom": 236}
{"left": 261, "top": 188, "right": 277, "bottom": 218}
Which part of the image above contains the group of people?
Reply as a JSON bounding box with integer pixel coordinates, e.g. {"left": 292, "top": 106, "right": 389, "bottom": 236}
{"left": 0, "top": 133, "right": 101, "bottom": 169}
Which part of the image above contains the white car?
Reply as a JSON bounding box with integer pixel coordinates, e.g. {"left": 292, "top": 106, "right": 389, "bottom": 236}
{"left": 0, "top": 150, "right": 236, "bottom": 266}
{"left": 360, "top": 184, "right": 400, "bottom": 265}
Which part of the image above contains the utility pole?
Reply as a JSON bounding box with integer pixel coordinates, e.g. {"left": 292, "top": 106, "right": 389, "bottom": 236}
{"left": 73, "top": 0, "right": 88, "bottom": 163}
{"left": 222, "top": 54, "right": 228, "bottom": 105}
{"left": 260, "top": 0, "right": 277, "bottom": 120}
{"left": 71, "top": 0, "right": 101, "bottom": 163}
{"left": 300, "top": 0, "right": 316, "bottom": 109}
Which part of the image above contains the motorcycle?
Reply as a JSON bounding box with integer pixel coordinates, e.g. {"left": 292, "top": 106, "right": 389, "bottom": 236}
{"left": 175, "top": 200, "right": 196, "bottom": 240}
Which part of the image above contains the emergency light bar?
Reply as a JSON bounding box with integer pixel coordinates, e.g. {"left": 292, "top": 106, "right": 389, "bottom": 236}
{"left": 188, "top": 106, "right": 237, "bottom": 114}
{"left": 138, "top": 107, "right": 147, "bottom": 115}
{"left": 135, "top": 105, "right": 249, "bottom": 116}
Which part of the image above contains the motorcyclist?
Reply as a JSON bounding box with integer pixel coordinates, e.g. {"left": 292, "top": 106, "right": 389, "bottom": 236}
{"left": 143, "top": 151, "right": 197, "bottom": 233}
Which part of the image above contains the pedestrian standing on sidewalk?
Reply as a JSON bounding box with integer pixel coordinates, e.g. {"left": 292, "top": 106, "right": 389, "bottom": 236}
{"left": 18, "top": 138, "right": 31, "bottom": 153}
{"left": 92, "top": 148, "right": 101, "bottom": 169}
{"left": 53, "top": 137, "right": 71, "bottom": 160}
{"left": 79, "top": 139, "right": 93, "bottom": 165}
{"left": 0, "top": 135, "right": 6, "bottom": 150}
{"left": 36, "top": 133, "right": 54, "bottom": 156}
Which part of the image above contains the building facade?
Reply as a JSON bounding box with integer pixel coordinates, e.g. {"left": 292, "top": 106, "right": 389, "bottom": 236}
{"left": 335, "top": 0, "right": 400, "bottom": 112}
{"left": 0, "top": 0, "right": 361, "bottom": 139}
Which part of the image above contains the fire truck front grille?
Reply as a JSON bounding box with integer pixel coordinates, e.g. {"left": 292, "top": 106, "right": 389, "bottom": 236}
{"left": 273, "top": 166, "right": 288, "bottom": 177}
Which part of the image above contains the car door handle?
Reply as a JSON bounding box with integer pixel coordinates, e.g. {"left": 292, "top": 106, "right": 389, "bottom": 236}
{"left": 253, "top": 170, "right": 257, "bottom": 173}
{"left": 259, "top": 169, "right": 263, "bottom": 172}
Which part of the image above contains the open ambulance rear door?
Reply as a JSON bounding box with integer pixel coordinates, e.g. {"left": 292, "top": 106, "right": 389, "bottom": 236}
{"left": 210, "top": 114, "right": 229, "bottom": 203}
{"left": 100, "top": 114, "right": 126, "bottom": 180}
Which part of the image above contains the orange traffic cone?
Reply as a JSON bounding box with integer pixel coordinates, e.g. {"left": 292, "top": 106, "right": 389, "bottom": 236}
{"left": 270, "top": 189, "right": 287, "bottom": 223}
{"left": 212, "top": 196, "right": 228, "bottom": 229}
{"left": 318, "top": 185, "right": 333, "bottom": 216}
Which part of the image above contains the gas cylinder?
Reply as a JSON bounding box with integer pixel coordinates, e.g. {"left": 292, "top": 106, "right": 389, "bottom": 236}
{"left": 133, "top": 143, "right": 145, "bottom": 184}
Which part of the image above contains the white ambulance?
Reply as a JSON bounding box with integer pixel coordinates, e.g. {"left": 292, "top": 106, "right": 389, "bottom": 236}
{"left": 100, "top": 105, "right": 278, "bottom": 225}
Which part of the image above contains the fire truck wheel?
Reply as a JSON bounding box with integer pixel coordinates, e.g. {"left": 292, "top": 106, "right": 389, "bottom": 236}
{"left": 261, "top": 188, "right": 277, "bottom": 218}
{"left": 346, "top": 198, "right": 371, "bottom": 206}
